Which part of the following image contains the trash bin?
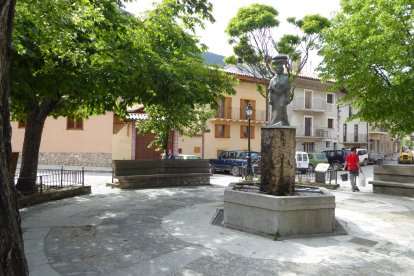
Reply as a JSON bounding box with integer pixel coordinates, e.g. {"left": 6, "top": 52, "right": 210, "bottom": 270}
{"left": 314, "top": 163, "right": 331, "bottom": 184}
{"left": 340, "top": 173, "right": 348, "bottom": 181}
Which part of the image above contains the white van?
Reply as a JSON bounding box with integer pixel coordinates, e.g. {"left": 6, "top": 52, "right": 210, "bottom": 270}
{"left": 296, "top": 151, "right": 309, "bottom": 173}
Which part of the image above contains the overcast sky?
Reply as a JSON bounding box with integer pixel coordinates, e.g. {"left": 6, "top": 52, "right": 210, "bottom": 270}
{"left": 124, "top": 0, "right": 341, "bottom": 71}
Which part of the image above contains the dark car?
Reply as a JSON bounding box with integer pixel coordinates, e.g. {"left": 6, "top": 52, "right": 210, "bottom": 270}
{"left": 322, "top": 149, "right": 350, "bottom": 170}
{"left": 209, "top": 150, "right": 260, "bottom": 176}
{"left": 368, "top": 152, "right": 385, "bottom": 164}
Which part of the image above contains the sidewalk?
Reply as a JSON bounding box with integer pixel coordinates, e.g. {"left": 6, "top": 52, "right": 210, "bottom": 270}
{"left": 20, "top": 175, "right": 414, "bottom": 275}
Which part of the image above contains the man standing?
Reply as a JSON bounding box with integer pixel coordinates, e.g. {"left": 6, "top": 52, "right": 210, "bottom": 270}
{"left": 343, "top": 147, "right": 361, "bottom": 192}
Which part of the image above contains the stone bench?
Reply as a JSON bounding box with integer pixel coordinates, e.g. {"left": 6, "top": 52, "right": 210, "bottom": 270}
{"left": 112, "top": 160, "right": 211, "bottom": 189}
{"left": 369, "top": 164, "right": 414, "bottom": 197}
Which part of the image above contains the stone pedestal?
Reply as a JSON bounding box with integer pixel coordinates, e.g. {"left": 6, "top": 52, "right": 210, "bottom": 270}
{"left": 260, "top": 126, "right": 296, "bottom": 195}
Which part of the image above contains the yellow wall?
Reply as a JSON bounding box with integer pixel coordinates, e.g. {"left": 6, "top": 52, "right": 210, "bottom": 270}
{"left": 11, "top": 113, "right": 113, "bottom": 153}
{"left": 178, "top": 80, "right": 265, "bottom": 159}
{"left": 112, "top": 122, "right": 133, "bottom": 160}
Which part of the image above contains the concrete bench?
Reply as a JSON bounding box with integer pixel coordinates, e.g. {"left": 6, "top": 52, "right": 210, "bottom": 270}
{"left": 369, "top": 164, "right": 414, "bottom": 197}
{"left": 112, "top": 160, "right": 211, "bottom": 189}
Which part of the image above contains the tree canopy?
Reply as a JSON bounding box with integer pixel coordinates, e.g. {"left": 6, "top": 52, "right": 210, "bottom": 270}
{"left": 319, "top": 0, "right": 414, "bottom": 134}
{"left": 224, "top": 4, "right": 329, "bottom": 119}
{"left": 11, "top": 0, "right": 234, "bottom": 193}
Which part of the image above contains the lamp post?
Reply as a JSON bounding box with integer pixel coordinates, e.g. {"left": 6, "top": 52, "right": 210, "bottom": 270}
{"left": 246, "top": 103, "right": 253, "bottom": 178}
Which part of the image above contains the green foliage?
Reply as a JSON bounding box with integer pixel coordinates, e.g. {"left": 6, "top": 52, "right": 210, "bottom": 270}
{"left": 226, "top": 4, "right": 279, "bottom": 37}
{"left": 319, "top": 0, "right": 414, "bottom": 134}
{"left": 135, "top": 0, "right": 236, "bottom": 151}
{"left": 225, "top": 4, "right": 330, "bottom": 108}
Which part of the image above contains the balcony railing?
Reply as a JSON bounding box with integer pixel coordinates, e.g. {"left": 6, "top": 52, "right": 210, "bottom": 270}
{"left": 291, "top": 97, "right": 333, "bottom": 112}
{"left": 343, "top": 134, "right": 368, "bottom": 143}
{"left": 370, "top": 127, "right": 388, "bottom": 133}
{"left": 295, "top": 126, "right": 336, "bottom": 139}
{"left": 214, "top": 107, "right": 266, "bottom": 121}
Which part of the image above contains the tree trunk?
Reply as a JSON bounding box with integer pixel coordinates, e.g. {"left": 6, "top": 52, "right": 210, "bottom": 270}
{"left": 16, "top": 100, "right": 54, "bottom": 195}
{"left": 0, "top": 0, "right": 29, "bottom": 274}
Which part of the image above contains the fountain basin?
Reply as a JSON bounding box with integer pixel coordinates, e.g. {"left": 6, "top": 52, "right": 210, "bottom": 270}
{"left": 224, "top": 186, "right": 336, "bottom": 238}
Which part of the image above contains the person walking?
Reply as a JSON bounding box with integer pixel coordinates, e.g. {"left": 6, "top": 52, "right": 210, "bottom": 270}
{"left": 343, "top": 146, "right": 362, "bottom": 192}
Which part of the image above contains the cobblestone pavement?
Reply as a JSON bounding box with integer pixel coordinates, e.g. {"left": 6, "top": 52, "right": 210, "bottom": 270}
{"left": 20, "top": 167, "right": 414, "bottom": 276}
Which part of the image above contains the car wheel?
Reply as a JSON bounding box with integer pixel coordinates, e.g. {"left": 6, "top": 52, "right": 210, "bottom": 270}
{"left": 210, "top": 164, "right": 215, "bottom": 174}
{"left": 332, "top": 162, "right": 341, "bottom": 171}
{"left": 308, "top": 164, "right": 314, "bottom": 173}
{"left": 231, "top": 165, "right": 240, "bottom": 176}
{"left": 363, "top": 159, "right": 368, "bottom": 166}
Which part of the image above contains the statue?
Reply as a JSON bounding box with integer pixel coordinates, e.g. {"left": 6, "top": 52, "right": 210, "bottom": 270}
{"left": 268, "top": 55, "right": 290, "bottom": 126}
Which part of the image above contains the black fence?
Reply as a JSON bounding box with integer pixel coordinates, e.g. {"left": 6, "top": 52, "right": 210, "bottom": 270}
{"left": 295, "top": 169, "right": 338, "bottom": 185}
{"left": 14, "top": 167, "right": 85, "bottom": 193}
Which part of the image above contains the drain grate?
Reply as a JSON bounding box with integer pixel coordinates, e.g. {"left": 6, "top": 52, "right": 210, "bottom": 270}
{"left": 211, "top": 208, "right": 224, "bottom": 226}
{"left": 348, "top": 237, "right": 378, "bottom": 247}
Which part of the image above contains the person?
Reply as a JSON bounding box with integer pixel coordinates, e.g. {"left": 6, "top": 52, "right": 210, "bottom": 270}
{"left": 268, "top": 55, "right": 290, "bottom": 126}
{"left": 343, "top": 146, "right": 362, "bottom": 192}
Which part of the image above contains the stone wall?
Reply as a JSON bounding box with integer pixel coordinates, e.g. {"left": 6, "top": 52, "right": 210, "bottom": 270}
{"left": 34, "top": 152, "right": 112, "bottom": 167}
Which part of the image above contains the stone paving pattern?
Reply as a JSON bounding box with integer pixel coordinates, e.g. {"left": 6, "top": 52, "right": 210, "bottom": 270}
{"left": 20, "top": 170, "right": 414, "bottom": 275}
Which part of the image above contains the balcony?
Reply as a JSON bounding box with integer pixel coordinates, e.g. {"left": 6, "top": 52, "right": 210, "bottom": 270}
{"left": 213, "top": 107, "right": 267, "bottom": 122}
{"left": 291, "top": 97, "right": 333, "bottom": 112}
{"left": 343, "top": 134, "right": 368, "bottom": 143}
{"left": 370, "top": 127, "right": 388, "bottom": 134}
{"left": 295, "top": 126, "right": 336, "bottom": 139}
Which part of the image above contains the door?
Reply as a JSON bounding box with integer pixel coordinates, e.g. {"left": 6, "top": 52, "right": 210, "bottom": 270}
{"left": 305, "top": 117, "right": 312, "bottom": 136}
{"left": 305, "top": 90, "right": 312, "bottom": 109}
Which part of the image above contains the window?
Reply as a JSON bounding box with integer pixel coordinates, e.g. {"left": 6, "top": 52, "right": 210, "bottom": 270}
{"left": 240, "top": 126, "right": 255, "bottom": 139}
{"left": 304, "top": 90, "right": 312, "bottom": 109}
{"left": 343, "top": 124, "right": 347, "bottom": 142}
{"left": 326, "top": 141, "right": 331, "bottom": 148}
{"left": 349, "top": 107, "right": 352, "bottom": 118}
{"left": 67, "top": 118, "right": 83, "bottom": 130}
{"left": 302, "top": 142, "right": 315, "bottom": 152}
{"left": 194, "top": 147, "right": 201, "bottom": 154}
{"left": 216, "top": 97, "right": 232, "bottom": 119}
{"left": 328, "top": 118, "right": 334, "bottom": 129}
{"left": 215, "top": 124, "right": 230, "bottom": 138}
{"left": 354, "top": 124, "right": 358, "bottom": 142}
{"left": 240, "top": 99, "right": 256, "bottom": 120}
{"left": 327, "top": 93, "right": 334, "bottom": 104}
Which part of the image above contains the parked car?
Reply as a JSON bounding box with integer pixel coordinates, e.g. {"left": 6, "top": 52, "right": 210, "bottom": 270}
{"left": 295, "top": 151, "right": 309, "bottom": 174}
{"left": 322, "top": 149, "right": 349, "bottom": 170}
{"left": 398, "top": 146, "right": 414, "bottom": 164}
{"left": 209, "top": 150, "right": 260, "bottom": 176}
{"left": 367, "top": 152, "right": 385, "bottom": 164}
{"left": 176, "top": 154, "right": 201, "bottom": 160}
{"left": 307, "top": 152, "right": 330, "bottom": 172}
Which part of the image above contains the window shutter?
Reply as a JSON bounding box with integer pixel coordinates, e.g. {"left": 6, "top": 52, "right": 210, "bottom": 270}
{"left": 67, "top": 118, "right": 74, "bottom": 129}
{"left": 76, "top": 118, "right": 83, "bottom": 129}
{"left": 224, "top": 98, "right": 232, "bottom": 119}
{"left": 250, "top": 126, "right": 255, "bottom": 138}
{"left": 225, "top": 125, "right": 230, "bottom": 138}
{"left": 215, "top": 124, "right": 220, "bottom": 138}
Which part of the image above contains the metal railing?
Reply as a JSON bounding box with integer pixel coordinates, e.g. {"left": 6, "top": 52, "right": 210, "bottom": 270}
{"left": 343, "top": 133, "right": 368, "bottom": 143}
{"left": 214, "top": 107, "right": 267, "bottom": 122}
{"left": 15, "top": 166, "right": 85, "bottom": 193}
{"left": 295, "top": 168, "right": 338, "bottom": 185}
{"left": 291, "top": 98, "right": 334, "bottom": 112}
{"left": 295, "top": 126, "right": 336, "bottom": 139}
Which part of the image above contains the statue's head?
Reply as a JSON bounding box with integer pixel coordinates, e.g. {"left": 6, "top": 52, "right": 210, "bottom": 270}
{"left": 272, "top": 55, "right": 288, "bottom": 74}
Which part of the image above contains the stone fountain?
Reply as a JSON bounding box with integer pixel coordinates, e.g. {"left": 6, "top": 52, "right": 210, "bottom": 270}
{"left": 223, "top": 56, "right": 336, "bottom": 238}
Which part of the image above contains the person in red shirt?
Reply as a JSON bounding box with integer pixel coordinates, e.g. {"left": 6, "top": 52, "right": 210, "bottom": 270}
{"left": 343, "top": 147, "right": 362, "bottom": 192}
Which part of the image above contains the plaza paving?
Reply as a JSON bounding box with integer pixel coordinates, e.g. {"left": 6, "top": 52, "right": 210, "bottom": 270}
{"left": 20, "top": 166, "right": 414, "bottom": 275}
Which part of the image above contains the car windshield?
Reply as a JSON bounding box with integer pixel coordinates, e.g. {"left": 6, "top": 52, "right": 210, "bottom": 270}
{"left": 316, "top": 153, "right": 326, "bottom": 159}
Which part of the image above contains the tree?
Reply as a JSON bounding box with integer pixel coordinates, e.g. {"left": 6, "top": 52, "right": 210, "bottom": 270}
{"left": 225, "top": 4, "right": 330, "bottom": 122}
{"left": 11, "top": 0, "right": 224, "bottom": 193}
{"left": 319, "top": 0, "right": 414, "bottom": 135}
{"left": 0, "top": 0, "right": 29, "bottom": 273}
{"left": 225, "top": 4, "right": 330, "bottom": 195}
{"left": 134, "top": 0, "right": 235, "bottom": 155}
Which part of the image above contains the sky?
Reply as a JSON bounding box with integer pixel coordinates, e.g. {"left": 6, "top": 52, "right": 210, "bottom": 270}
{"left": 124, "top": 0, "right": 341, "bottom": 70}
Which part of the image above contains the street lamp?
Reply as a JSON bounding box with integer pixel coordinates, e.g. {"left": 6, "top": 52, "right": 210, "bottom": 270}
{"left": 246, "top": 103, "right": 253, "bottom": 178}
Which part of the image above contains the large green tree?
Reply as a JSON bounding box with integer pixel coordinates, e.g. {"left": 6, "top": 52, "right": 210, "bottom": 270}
{"left": 0, "top": 0, "right": 29, "bottom": 273}
{"left": 134, "top": 0, "right": 235, "bottom": 155}
{"left": 319, "top": 0, "right": 413, "bottom": 134}
{"left": 11, "top": 0, "right": 226, "bottom": 193}
{"left": 225, "top": 4, "right": 330, "bottom": 121}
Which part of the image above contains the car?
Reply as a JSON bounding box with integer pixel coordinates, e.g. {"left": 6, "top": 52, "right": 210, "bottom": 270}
{"left": 295, "top": 151, "right": 309, "bottom": 174}
{"left": 368, "top": 152, "right": 385, "bottom": 164}
{"left": 398, "top": 146, "right": 414, "bottom": 164}
{"left": 176, "top": 154, "right": 201, "bottom": 160}
{"left": 322, "top": 149, "right": 349, "bottom": 170}
{"left": 307, "top": 152, "right": 330, "bottom": 172}
{"left": 209, "top": 150, "right": 260, "bottom": 176}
